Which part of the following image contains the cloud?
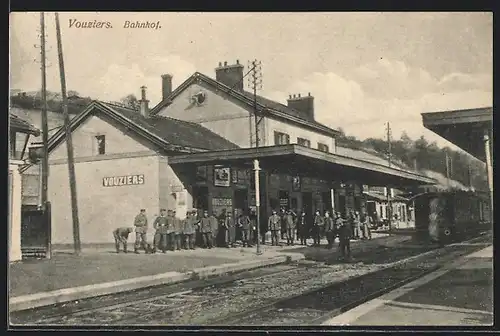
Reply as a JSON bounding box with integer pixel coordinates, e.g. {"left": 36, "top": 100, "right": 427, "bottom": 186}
{"left": 261, "top": 59, "right": 492, "bottom": 150}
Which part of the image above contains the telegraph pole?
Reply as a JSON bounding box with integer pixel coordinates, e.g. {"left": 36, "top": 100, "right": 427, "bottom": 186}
{"left": 55, "top": 13, "right": 81, "bottom": 255}
{"left": 385, "top": 122, "right": 392, "bottom": 231}
{"left": 40, "top": 12, "right": 52, "bottom": 259}
{"left": 248, "top": 59, "right": 263, "bottom": 255}
{"left": 40, "top": 13, "right": 49, "bottom": 207}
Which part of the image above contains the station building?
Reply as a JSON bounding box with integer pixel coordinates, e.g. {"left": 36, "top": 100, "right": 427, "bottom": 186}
{"left": 45, "top": 61, "right": 435, "bottom": 245}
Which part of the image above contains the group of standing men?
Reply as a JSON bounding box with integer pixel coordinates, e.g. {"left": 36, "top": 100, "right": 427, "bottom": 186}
{"left": 113, "top": 208, "right": 258, "bottom": 254}
{"left": 112, "top": 207, "right": 373, "bottom": 260}
{"left": 265, "top": 208, "right": 373, "bottom": 260}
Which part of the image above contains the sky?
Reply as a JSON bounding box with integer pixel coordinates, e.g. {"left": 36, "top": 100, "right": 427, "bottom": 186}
{"left": 10, "top": 12, "right": 492, "bottom": 150}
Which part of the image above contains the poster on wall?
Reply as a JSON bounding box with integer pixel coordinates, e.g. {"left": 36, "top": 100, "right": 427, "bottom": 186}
{"left": 214, "top": 167, "right": 231, "bottom": 187}
{"left": 292, "top": 176, "right": 301, "bottom": 191}
{"left": 231, "top": 169, "right": 239, "bottom": 184}
{"left": 212, "top": 197, "right": 233, "bottom": 218}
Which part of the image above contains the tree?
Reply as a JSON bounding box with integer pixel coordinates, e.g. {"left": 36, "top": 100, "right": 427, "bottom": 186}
{"left": 120, "top": 94, "right": 139, "bottom": 110}
{"left": 336, "top": 127, "right": 346, "bottom": 138}
{"left": 68, "top": 90, "right": 80, "bottom": 98}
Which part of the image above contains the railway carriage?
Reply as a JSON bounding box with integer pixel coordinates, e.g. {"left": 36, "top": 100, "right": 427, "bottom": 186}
{"left": 412, "top": 190, "right": 491, "bottom": 244}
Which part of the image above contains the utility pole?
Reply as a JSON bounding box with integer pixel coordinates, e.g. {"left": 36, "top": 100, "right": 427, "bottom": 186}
{"left": 248, "top": 59, "right": 263, "bottom": 255}
{"left": 40, "top": 12, "right": 52, "bottom": 259}
{"left": 55, "top": 12, "right": 81, "bottom": 255}
{"left": 385, "top": 122, "right": 392, "bottom": 231}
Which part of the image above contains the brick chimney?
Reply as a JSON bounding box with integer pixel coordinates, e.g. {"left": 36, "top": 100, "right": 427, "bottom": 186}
{"left": 215, "top": 60, "right": 244, "bottom": 91}
{"left": 139, "top": 86, "right": 149, "bottom": 117}
{"left": 287, "top": 92, "right": 315, "bottom": 120}
{"left": 161, "top": 74, "right": 173, "bottom": 100}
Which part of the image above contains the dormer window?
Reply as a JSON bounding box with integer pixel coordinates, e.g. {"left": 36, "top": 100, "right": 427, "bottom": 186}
{"left": 95, "top": 135, "right": 106, "bottom": 155}
{"left": 297, "top": 137, "right": 311, "bottom": 148}
{"left": 274, "top": 131, "right": 290, "bottom": 145}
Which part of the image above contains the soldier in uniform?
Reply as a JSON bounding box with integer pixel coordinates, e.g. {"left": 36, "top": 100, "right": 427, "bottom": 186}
{"left": 238, "top": 211, "right": 253, "bottom": 247}
{"left": 223, "top": 211, "right": 236, "bottom": 248}
{"left": 199, "top": 210, "right": 213, "bottom": 249}
{"left": 312, "top": 210, "right": 324, "bottom": 246}
{"left": 259, "top": 209, "right": 268, "bottom": 245}
{"left": 113, "top": 227, "right": 134, "bottom": 253}
{"left": 338, "top": 212, "right": 352, "bottom": 261}
{"left": 297, "top": 210, "right": 308, "bottom": 245}
{"left": 268, "top": 210, "right": 281, "bottom": 246}
{"left": 152, "top": 209, "right": 168, "bottom": 253}
{"left": 280, "top": 207, "right": 287, "bottom": 240}
{"left": 324, "top": 210, "right": 336, "bottom": 249}
{"left": 209, "top": 212, "right": 219, "bottom": 247}
{"left": 133, "top": 209, "right": 151, "bottom": 254}
{"left": 284, "top": 209, "right": 296, "bottom": 246}
{"left": 183, "top": 210, "right": 197, "bottom": 249}
{"left": 164, "top": 210, "right": 174, "bottom": 251}
{"left": 171, "top": 210, "right": 183, "bottom": 251}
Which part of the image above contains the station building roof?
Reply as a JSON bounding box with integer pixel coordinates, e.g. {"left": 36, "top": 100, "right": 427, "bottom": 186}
{"left": 421, "top": 107, "right": 492, "bottom": 162}
{"left": 168, "top": 145, "right": 437, "bottom": 187}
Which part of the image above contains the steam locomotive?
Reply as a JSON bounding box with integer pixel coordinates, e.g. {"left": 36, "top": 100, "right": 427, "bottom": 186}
{"left": 411, "top": 190, "right": 491, "bottom": 244}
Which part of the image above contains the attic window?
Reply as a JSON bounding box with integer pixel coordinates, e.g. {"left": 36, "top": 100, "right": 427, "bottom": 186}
{"left": 95, "top": 135, "right": 106, "bottom": 155}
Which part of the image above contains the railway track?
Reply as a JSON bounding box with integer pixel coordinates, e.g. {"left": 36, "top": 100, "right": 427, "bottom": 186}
{"left": 11, "top": 233, "right": 491, "bottom": 326}
{"left": 211, "top": 241, "right": 491, "bottom": 326}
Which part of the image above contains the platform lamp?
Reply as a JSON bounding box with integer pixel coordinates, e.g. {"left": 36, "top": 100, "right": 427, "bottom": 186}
{"left": 253, "top": 159, "right": 262, "bottom": 255}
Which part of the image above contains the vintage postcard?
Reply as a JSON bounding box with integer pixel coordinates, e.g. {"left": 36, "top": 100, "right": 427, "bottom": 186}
{"left": 8, "top": 12, "right": 493, "bottom": 328}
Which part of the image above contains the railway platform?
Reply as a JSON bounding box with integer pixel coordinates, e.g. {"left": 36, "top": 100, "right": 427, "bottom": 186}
{"left": 9, "top": 233, "right": 399, "bottom": 313}
{"left": 322, "top": 244, "right": 493, "bottom": 326}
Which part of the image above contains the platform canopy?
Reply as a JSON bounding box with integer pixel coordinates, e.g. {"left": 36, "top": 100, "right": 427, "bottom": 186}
{"left": 169, "top": 144, "right": 436, "bottom": 187}
{"left": 422, "top": 107, "right": 492, "bottom": 162}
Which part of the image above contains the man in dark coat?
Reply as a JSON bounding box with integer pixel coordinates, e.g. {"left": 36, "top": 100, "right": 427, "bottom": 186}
{"left": 280, "top": 208, "right": 287, "bottom": 240}
{"left": 183, "top": 210, "right": 197, "bottom": 250}
{"left": 152, "top": 209, "right": 168, "bottom": 253}
{"left": 268, "top": 210, "right": 281, "bottom": 246}
{"left": 324, "top": 210, "right": 336, "bottom": 249}
{"left": 239, "top": 212, "right": 253, "bottom": 247}
{"left": 113, "top": 227, "right": 134, "bottom": 253}
{"left": 284, "top": 209, "right": 296, "bottom": 246}
{"left": 338, "top": 212, "right": 352, "bottom": 261}
{"left": 259, "top": 210, "right": 268, "bottom": 245}
{"left": 296, "top": 210, "right": 308, "bottom": 245}
{"left": 312, "top": 210, "right": 324, "bottom": 246}
{"left": 199, "top": 210, "right": 213, "bottom": 249}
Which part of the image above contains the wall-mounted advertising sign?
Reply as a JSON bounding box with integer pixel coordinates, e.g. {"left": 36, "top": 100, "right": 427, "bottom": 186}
{"left": 103, "top": 174, "right": 144, "bottom": 187}
{"left": 214, "top": 167, "right": 230, "bottom": 187}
